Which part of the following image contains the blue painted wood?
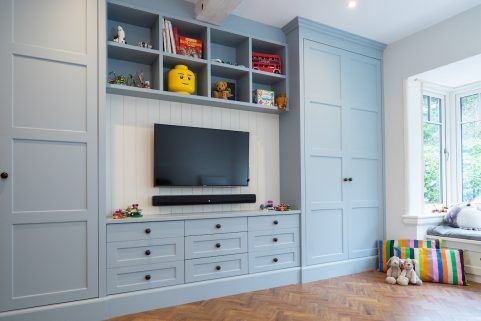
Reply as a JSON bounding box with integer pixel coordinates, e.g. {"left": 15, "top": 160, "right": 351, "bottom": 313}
{"left": 185, "top": 253, "right": 248, "bottom": 283}
{"left": 248, "top": 228, "right": 299, "bottom": 252}
{"left": 185, "top": 232, "right": 248, "bottom": 259}
{"left": 248, "top": 248, "right": 300, "bottom": 273}
{"left": 107, "top": 221, "right": 184, "bottom": 242}
{"left": 184, "top": 217, "right": 247, "bottom": 236}
{"left": 247, "top": 214, "right": 299, "bottom": 231}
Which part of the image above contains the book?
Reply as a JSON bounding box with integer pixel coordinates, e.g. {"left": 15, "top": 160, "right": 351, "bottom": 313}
{"left": 178, "top": 36, "right": 202, "bottom": 59}
{"left": 162, "top": 19, "right": 167, "bottom": 52}
{"left": 173, "top": 26, "right": 180, "bottom": 52}
{"left": 168, "top": 20, "right": 176, "bottom": 54}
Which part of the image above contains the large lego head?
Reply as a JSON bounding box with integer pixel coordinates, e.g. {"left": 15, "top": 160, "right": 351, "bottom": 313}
{"left": 167, "top": 64, "right": 196, "bottom": 95}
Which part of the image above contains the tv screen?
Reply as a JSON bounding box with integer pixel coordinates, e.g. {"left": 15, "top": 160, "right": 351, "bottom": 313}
{"left": 154, "top": 124, "right": 249, "bottom": 187}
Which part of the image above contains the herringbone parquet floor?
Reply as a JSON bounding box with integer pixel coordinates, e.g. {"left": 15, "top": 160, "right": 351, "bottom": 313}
{"left": 110, "top": 271, "right": 481, "bottom": 321}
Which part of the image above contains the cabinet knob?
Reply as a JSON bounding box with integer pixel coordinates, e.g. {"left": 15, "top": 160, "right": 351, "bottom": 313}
{"left": 145, "top": 228, "right": 151, "bottom": 234}
{"left": 348, "top": 177, "right": 353, "bottom": 182}
{"left": 215, "top": 243, "right": 221, "bottom": 248}
{"left": 273, "top": 237, "right": 278, "bottom": 243}
{"left": 215, "top": 223, "right": 222, "bottom": 229}
{"left": 273, "top": 258, "right": 279, "bottom": 263}
{"left": 145, "top": 250, "right": 151, "bottom": 256}
{"left": 215, "top": 265, "right": 221, "bottom": 271}
{"left": 273, "top": 220, "right": 279, "bottom": 225}
{"left": 0, "top": 172, "right": 8, "bottom": 179}
{"left": 343, "top": 178, "right": 349, "bottom": 182}
{"left": 145, "top": 274, "right": 151, "bottom": 281}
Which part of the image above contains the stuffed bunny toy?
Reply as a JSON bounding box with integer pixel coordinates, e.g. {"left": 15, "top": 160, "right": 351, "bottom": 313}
{"left": 385, "top": 256, "right": 403, "bottom": 284}
{"left": 397, "top": 258, "right": 422, "bottom": 286}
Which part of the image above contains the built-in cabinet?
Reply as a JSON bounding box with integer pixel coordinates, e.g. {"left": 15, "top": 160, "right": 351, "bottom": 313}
{"left": 281, "top": 18, "right": 385, "bottom": 280}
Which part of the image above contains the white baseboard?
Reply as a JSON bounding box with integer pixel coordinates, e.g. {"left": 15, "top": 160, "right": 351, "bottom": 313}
{"left": 301, "top": 256, "right": 377, "bottom": 283}
{"left": 467, "top": 273, "right": 481, "bottom": 284}
{"left": 0, "top": 268, "right": 301, "bottom": 321}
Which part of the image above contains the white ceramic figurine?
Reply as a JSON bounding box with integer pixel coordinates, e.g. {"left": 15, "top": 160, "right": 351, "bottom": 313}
{"left": 114, "top": 26, "right": 126, "bottom": 44}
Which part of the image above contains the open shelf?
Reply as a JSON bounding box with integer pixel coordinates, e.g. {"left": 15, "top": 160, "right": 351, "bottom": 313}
{"left": 108, "top": 41, "right": 159, "bottom": 64}
{"left": 211, "top": 63, "right": 250, "bottom": 103}
{"left": 210, "top": 29, "right": 249, "bottom": 67}
{"left": 164, "top": 17, "right": 208, "bottom": 59}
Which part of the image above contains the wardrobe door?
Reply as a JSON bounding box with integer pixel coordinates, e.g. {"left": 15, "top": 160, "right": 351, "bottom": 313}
{"left": 0, "top": 0, "right": 98, "bottom": 311}
{"left": 303, "top": 40, "right": 349, "bottom": 265}
{"left": 345, "top": 53, "right": 383, "bottom": 259}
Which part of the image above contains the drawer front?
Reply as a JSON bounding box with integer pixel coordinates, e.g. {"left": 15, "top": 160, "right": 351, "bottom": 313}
{"left": 186, "top": 232, "right": 247, "bottom": 259}
{"left": 185, "top": 217, "right": 247, "bottom": 236}
{"left": 185, "top": 254, "right": 248, "bottom": 283}
{"left": 249, "top": 248, "right": 300, "bottom": 273}
{"left": 248, "top": 214, "right": 299, "bottom": 231}
{"left": 464, "top": 250, "right": 481, "bottom": 269}
{"left": 107, "top": 221, "right": 184, "bottom": 242}
{"left": 107, "top": 261, "right": 184, "bottom": 295}
{"left": 248, "top": 228, "right": 299, "bottom": 252}
{"left": 107, "top": 237, "right": 184, "bottom": 268}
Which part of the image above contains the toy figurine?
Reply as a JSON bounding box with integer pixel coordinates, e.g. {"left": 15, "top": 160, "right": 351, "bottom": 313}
{"left": 275, "top": 93, "right": 288, "bottom": 111}
{"left": 108, "top": 71, "right": 127, "bottom": 85}
{"left": 113, "top": 26, "right": 126, "bottom": 44}
{"left": 112, "top": 209, "right": 126, "bottom": 219}
{"left": 138, "top": 41, "right": 152, "bottom": 49}
{"left": 113, "top": 203, "right": 143, "bottom": 219}
{"left": 275, "top": 202, "right": 290, "bottom": 211}
{"left": 167, "top": 64, "right": 196, "bottom": 95}
{"left": 212, "top": 80, "right": 232, "bottom": 100}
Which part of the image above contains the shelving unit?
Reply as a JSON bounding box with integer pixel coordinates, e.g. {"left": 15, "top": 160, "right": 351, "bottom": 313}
{"left": 106, "top": 0, "right": 288, "bottom": 114}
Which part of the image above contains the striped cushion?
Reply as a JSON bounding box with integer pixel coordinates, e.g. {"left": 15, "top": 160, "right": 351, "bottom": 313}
{"left": 395, "top": 247, "right": 467, "bottom": 286}
{"left": 377, "top": 239, "right": 441, "bottom": 272}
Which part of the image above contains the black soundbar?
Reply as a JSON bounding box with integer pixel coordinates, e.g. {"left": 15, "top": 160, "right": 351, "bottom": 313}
{"left": 152, "top": 194, "right": 256, "bottom": 206}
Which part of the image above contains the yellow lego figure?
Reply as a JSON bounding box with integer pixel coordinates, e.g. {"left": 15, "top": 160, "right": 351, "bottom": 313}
{"left": 167, "top": 64, "right": 196, "bottom": 95}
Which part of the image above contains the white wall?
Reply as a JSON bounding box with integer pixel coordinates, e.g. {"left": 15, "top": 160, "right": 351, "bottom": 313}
{"left": 384, "top": 5, "right": 481, "bottom": 239}
{"left": 106, "top": 94, "right": 280, "bottom": 216}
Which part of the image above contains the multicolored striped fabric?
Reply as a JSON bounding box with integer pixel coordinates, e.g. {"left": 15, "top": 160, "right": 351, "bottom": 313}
{"left": 395, "top": 247, "right": 467, "bottom": 286}
{"left": 377, "top": 239, "right": 441, "bottom": 272}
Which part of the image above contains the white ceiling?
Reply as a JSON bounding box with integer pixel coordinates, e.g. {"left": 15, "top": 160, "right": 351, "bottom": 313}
{"left": 199, "top": 0, "right": 481, "bottom": 44}
{"left": 416, "top": 54, "right": 481, "bottom": 88}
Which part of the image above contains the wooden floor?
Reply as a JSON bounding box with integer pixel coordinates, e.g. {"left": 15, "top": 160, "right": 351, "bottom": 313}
{"left": 110, "top": 272, "right": 481, "bottom": 321}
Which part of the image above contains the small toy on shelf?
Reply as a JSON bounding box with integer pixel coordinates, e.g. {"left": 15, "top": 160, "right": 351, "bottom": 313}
{"left": 260, "top": 200, "right": 275, "bottom": 211}
{"left": 108, "top": 71, "right": 127, "bottom": 85}
{"left": 252, "top": 52, "right": 282, "bottom": 74}
{"left": 112, "top": 204, "right": 143, "bottom": 219}
{"left": 167, "top": 64, "right": 196, "bottom": 95}
{"left": 138, "top": 41, "right": 153, "bottom": 49}
{"left": 136, "top": 71, "right": 151, "bottom": 89}
{"left": 275, "top": 202, "right": 291, "bottom": 212}
{"left": 253, "top": 89, "right": 275, "bottom": 106}
{"left": 112, "top": 209, "right": 126, "bottom": 219}
{"left": 212, "top": 80, "right": 233, "bottom": 100}
{"left": 275, "top": 93, "right": 288, "bottom": 111}
{"left": 113, "top": 26, "right": 126, "bottom": 44}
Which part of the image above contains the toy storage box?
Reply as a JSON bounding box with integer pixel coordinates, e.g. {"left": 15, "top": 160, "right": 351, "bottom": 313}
{"left": 253, "top": 89, "right": 275, "bottom": 106}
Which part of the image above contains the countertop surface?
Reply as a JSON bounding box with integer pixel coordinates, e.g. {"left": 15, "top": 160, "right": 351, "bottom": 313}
{"left": 106, "top": 209, "right": 301, "bottom": 224}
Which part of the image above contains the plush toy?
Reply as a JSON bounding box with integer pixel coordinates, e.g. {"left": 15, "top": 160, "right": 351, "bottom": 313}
{"left": 114, "top": 26, "right": 126, "bottom": 44}
{"left": 397, "top": 258, "right": 422, "bottom": 286}
{"left": 212, "top": 81, "right": 232, "bottom": 100}
{"left": 275, "top": 93, "right": 288, "bottom": 111}
{"left": 385, "top": 256, "right": 403, "bottom": 284}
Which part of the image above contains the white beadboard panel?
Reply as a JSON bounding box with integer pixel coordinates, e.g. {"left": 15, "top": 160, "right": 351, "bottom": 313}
{"left": 107, "top": 95, "right": 280, "bottom": 215}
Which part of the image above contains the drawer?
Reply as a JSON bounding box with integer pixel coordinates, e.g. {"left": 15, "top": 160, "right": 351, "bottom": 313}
{"left": 248, "top": 214, "right": 299, "bottom": 231}
{"left": 185, "top": 217, "right": 247, "bottom": 236}
{"left": 185, "top": 253, "right": 248, "bottom": 283}
{"left": 107, "top": 237, "right": 184, "bottom": 268}
{"left": 464, "top": 250, "right": 481, "bottom": 269}
{"left": 248, "top": 228, "right": 299, "bottom": 252}
{"left": 249, "top": 248, "right": 300, "bottom": 273}
{"left": 107, "top": 261, "right": 184, "bottom": 295}
{"left": 186, "top": 232, "right": 247, "bottom": 259}
{"left": 107, "top": 221, "right": 184, "bottom": 242}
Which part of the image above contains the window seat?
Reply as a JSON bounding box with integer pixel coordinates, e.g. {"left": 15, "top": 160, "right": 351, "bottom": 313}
{"left": 427, "top": 224, "right": 481, "bottom": 241}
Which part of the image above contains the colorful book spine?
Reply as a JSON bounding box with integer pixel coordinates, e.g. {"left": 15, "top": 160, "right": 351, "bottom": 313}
{"left": 168, "top": 20, "right": 176, "bottom": 54}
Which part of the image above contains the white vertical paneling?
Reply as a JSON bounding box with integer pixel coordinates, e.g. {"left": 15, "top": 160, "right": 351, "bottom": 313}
{"left": 107, "top": 95, "right": 280, "bottom": 216}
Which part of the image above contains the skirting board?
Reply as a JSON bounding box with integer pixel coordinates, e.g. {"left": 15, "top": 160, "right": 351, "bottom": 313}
{"left": 301, "top": 256, "right": 377, "bottom": 283}
{"left": 0, "top": 268, "right": 301, "bottom": 321}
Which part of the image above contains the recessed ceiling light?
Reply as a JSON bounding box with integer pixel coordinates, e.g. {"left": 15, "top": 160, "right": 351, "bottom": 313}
{"left": 347, "top": 0, "right": 357, "bottom": 9}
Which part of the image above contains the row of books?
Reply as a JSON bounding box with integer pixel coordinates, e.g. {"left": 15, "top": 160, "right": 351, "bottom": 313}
{"left": 162, "top": 19, "right": 203, "bottom": 59}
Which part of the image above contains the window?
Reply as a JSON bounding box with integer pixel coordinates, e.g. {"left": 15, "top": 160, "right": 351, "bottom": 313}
{"left": 423, "top": 94, "right": 445, "bottom": 205}
{"left": 458, "top": 93, "right": 481, "bottom": 202}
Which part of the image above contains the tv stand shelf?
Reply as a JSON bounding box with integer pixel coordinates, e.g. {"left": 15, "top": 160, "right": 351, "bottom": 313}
{"left": 106, "top": 0, "right": 288, "bottom": 114}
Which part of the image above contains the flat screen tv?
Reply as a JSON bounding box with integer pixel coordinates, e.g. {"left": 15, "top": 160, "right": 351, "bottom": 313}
{"left": 154, "top": 124, "right": 249, "bottom": 187}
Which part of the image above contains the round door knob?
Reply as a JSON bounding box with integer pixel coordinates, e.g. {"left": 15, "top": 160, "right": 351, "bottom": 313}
{"left": 145, "top": 274, "right": 151, "bottom": 280}
{"left": 145, "top": 228, "right": 151, "bottom": 234}
{"left": 215, "top": 243, "right": 221, "bottom": 248}
{"left": 273, "top": 258, "right": 279, "bottom": 263}
{"left": 273, "top": 237, "right": 278, "bottom": 242}
{"left": 0, "top": 172, "right": 8, "bottom": 179}
{"left": 215, "top": 224, "right": 222, "bottom": 229}
{"left": 215, "top": 265, "right": 221, "bottom": 271}
{"left": 145, "top": 250, "right": 151, "bottom": 256}
{"left": 348, "top": 177, "right": 353, "bottom": 182}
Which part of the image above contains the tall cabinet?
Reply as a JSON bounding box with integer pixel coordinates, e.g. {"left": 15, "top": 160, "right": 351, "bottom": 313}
{"left": 0, "top": 0, "right": 98, "bottom": 312}
{"left": 281, "top": 18, "right": 385, "bottom": 281}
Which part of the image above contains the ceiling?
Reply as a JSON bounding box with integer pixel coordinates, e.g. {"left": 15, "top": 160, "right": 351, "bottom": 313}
{"left": 191, "top": 0, "right": 481, "bottom": 44}
{"left": 416, "top": 54, "right": 481, "bottom": 88}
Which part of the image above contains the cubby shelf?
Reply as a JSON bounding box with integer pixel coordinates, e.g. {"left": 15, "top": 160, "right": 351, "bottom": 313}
{"left": 106, "top": 0, "right": 288, "bottom": 114}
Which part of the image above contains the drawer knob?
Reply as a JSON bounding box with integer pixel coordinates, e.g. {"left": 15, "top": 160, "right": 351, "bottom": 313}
{"left": 273, "top": 220, "right": 279, "bottom": 225}
{"left": 0, "top": 172, "right": 8, "bottom": 179}
{"left": 215, "top": 243, "right": 221, "bottom": 248}
{"left": 273, "top": 258, "right": 279, "bottom": 263}
{"left": 145, "top": 274, "right": 151, "bottom": 281}
{"left": 145, "top": 250, "right": 151, "bottom": 256}
{"left": 215, "top": 265, "right": 222, "bottom": 271}
{"left": 215, "top": 223, "right": 222, "bottom": 229}
{"left": 273, "top": 237, "right": 278, "bottom": 242}
{"left": 145, "top": 228, "right": 151, "bottom": 234}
